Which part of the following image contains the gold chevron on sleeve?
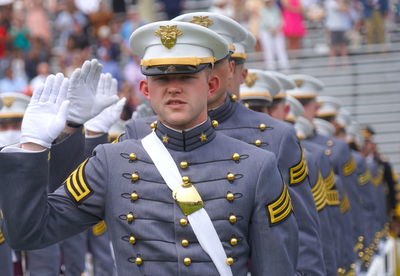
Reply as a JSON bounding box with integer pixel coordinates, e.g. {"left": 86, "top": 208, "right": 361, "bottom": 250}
{"left": 65, "top": 159, "right": 92, "bottom": 203}
{"left": 324, "top": 169, "right": 340, "bottom": 206}
{"left": 372, "top": 168, "right": 384, "bottom": 187}
{"left": 358, "top": 169, "right": 372, "bottom": 185}
{"left": 312, "top": 171, "right": 327, "bottom": 211}
{"left": 92, "top": 221, "right": 107, "bottom": 236}
{"left": 267, "top": 185, "right": 293, "bottom": 225}
{"left": 343, "top": 157, "right": 356, "bottom": 176}
{"left": 289, "top": 150, "right": 309, "bottom": 185}
{"left": 0, "top": 230, "right": 5, "bottom": 244}
{"left": 111, "top": 133, "right": 124, "bottom": 144}
{"left": 340, "top": 193, "right": 351, "bottom": 213}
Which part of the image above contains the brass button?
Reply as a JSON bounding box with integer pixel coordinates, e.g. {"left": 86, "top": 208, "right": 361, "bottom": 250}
{"left": 212, "top": 120, "right": 219, "bottom": 128}
{"left": 358, "top": 236, "right": 364, "bottom": 242}
{"left": 129, "top": 235, "right": 136, "bottom": 244}
{"left": 182, "top": 176, "right": 190, "bottom": 184}
{"left": 226, "top": 257, "right": 234, "bottom": 265}
{"left": 180, "top": 218, "right": 188, "bottom": 226}
{"left": 135, "top": 257, "right": 143, "bottom": 265}
{"left": 350, "top": 263, "right": 356, "bottom": 270}
{"left": 244, "top": 103, "right": 250, "bottom": 108}
{"left": 130, "top": 193, "right": 139, "bottom": 201}
{"left": 229, "top": 215, "right": 237, "bottom": 224}
{"left": 150, "top": 121, "right": 157, "bottom": 130}
{"left": 358, "top": 251, "right": 364, "bottom": 258}
{"left": 131, "top": 173, "right": 140, "bottom": 181}
{"left": 231, "top": 153, "right": 240, "bottom": 161}
{"left": 227, "top": 173, "right": 235, "bottom": 181}
{"left": 230, "top": 238, "right": 238, "bottom": 246}
{"left": 327, "top": 140, "right": 334, "bottom": 147}
{"left": 129, "top": 153, "right": 137, "bottom": 161}
{"left": 324, "top": 149, "right": 331, "bottom": 156}
{"left": 259, "top": 123, "right": 266, "bottom": 131}
{"left": 183, "top": 257, "right": 191, "bottom": 266}
{"left": 226, "top": 193, "right": 235, "bottom": 201}
{"left": 255, "top": 139, "right": 262, "bottom": 147}
{"left": 180, "top": 161, "right": 188, "bottom": 169}
{"left": 127, "top": 213, "right": 135, "bottom": 222}
{"left": 230, "top": 94, "right": 237, "bottom": 102}
{"left": 181, "top": 239, "right": 189, "bottom": 247}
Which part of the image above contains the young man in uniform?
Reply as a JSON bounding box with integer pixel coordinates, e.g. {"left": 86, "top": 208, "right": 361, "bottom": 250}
{"left": 0, "top": 21, "right": 298, "bottom": 275}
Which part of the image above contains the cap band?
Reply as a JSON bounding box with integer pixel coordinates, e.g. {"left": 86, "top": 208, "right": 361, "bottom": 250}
{"left": 241, "top": 92, "right": 271, "bottom": 99}
{"left": 141, "top": 57, "right": 216, "bottom": 67}
{"left": 230, "top": 52, "right": 247, "bottom": 59}
{"left": 0, "top": 113, "right": 24, "bottom": 119}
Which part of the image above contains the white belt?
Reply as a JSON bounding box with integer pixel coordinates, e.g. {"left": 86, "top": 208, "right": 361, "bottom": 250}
{"left": 141, "top": 131, "right": 232, "bottom": 276}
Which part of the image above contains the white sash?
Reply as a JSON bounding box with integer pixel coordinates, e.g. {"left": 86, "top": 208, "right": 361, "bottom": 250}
{"left": 141, "top": 131, "right": 232, "bottom": 276}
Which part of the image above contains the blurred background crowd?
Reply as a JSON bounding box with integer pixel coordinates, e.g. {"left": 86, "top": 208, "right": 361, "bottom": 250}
{"left": 0, "top": 0, "right": 399, "bottom": 119}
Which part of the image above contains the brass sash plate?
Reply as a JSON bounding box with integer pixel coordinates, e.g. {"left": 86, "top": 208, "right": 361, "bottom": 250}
{"left": 172, "top": 184, "right": 204, "bottom": 216}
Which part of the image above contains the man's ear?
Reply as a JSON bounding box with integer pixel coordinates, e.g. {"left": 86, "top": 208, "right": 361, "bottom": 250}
{"left": 139, "top": 79, "right": 150, "bottom": 100}
{"left": 208, "top": 74, "right": 220, "bottom": 96}
{"left": 241, "top": 67, "right": 248, "bottom": 84}
{"left": 229, "top": 59, "right": 235, "bottom": 73}
{"left": 284, "top": 103, "right": 290, "bottom": 117}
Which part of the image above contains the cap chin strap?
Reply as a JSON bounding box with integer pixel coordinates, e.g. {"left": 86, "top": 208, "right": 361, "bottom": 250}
{"left": 142, "top": 131, "right": 233, "bottom": 276}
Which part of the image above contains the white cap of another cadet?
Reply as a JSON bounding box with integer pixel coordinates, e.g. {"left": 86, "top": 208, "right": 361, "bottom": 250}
{"left": 285, "top": 95, "right": 304, "bottom": 123}
{"left": 265, "top": 71, "right": 296, "bottom": 101}
{"left": 316, "top": 96, "right": 342, "bottom": 119}
{"left": 336, "top": 108, "right": 352, "bottom": 128}
{"left": 240, "top": 69, "right": 281, "bottom": 108}
{"left": 287, "top": 74, "right": 324, "bottom": 99}
{"left": 0, "top": 92, "right": 30, "bottom": 121}
{"left": 129, "top": 21, "right": 229, "bottom": 75}
{"left": 172, "top": 12, "right": 247, "bottom": 54}
{"left": 314, "top": 118, "right": 335, "bottom": 137}
{"left": 231, "top": 31, "right": 256, "bottom": 63}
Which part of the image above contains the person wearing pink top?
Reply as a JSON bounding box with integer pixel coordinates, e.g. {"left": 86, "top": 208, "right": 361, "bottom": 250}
{"left": 282, "top": 0, "right": 306, "bottom": 51}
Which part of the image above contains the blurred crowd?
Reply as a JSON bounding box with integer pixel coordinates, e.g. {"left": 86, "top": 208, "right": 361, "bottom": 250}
{"left": 0, "top": 0, "right": 399, "bottom": 116}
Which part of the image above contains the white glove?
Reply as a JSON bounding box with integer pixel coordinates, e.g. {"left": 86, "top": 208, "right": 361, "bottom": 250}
{"left": 21, "top": 73, "right": 70, "bottom": 148}
{"left": 84, "top": 74, "right": 126, "bottom": 133}
{"left": 67, "top": 59, "right": 118, "bottom": 124}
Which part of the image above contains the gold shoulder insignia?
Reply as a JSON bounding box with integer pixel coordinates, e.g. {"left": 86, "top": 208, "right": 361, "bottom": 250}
{"left": 372, "top": 168, "right": 384, "bottom": 186}
{"left": 340, "top": 193, "right": 351, "bottom": 213}
{"left": 312, "top": 171, "right": 327, "bottom": 211}
{"left": 358, "top": 169, "right": 372, "bottom": 185}
{"left": 289, "top": 150, "right": 308, "bottom": 185}
{"left": 267, "top": 184, "right": 292, "bottom": 225}
{"left": 245, "top": 73, "right": 258, "bottom": 88}
{"left": 343, "top": 157, "right": 356, "bottom": 176}
{"left": 189, "top": 16, "right": 213, "bottom": 27}
{"left": 154, "top": 25, "right": 183, "bottom": 49}
{"left": 325, "top": 169, "right": 340, "bottom": 206}
{"left": 0, "top": 230, "right": 5, "bottom": 244}
{"left": 293, "top": 79, "right": 304, "bottom": 87}
{"left": 92, "top": 221, "right": 107, "bottom": 236}
{"left": 64, "top": 159, "right": 93, "bottom": 203}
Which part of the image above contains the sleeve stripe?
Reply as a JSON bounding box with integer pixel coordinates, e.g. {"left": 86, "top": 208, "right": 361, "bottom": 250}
{"left": 289, "top": 151, "right": 309, "bottom": 185}
{"left": 324, "top": 169, "right": 340, "bottom": 206}
{"left": 343, "top": 157, "right": 356, "bottom": 176}
{"left": 92, "top": 221, "right": 107, "bottom": 236}
{"left": 0, "top": 230, "right": 5, "bottom": 244}
{"left": 65, "top": 159, "right": 92, "bottom": 203}
{"left": 358, "top": 169, "right": 372, "bottom": 185}
{"left": 312, "top": 171, "right": 327, "bottom": 211}
{"left": 267, "top": 185, "right": 293, "bottom": 225}
{"left": 340, "top": 193, "right": 351, "bottom": 213}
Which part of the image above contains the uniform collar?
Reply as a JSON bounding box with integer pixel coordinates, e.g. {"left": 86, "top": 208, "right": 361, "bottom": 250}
{"left": 208, "top": 93, "right": 238, "bottom": 123}
{"left": 154, "top": 118, "right": 216, "bottom": 152}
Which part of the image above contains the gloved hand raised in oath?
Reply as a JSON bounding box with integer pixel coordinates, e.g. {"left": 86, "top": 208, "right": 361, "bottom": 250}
{"left": 67, "top": 59, "right": 118, "bottom": 124}
{"left": 21, "top": 73, "right": 70, "bottom": 148}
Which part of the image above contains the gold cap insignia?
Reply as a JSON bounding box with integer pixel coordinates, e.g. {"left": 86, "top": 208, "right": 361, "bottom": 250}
{"left": 3, "top": 97, "right": 15, "bottom": 108}
{"left": 155, "top": 25, "right": 183, "bottom": 49}
{"left": 294, "top": 79, "right": 304, "bottom": 87}
{"left": 245, "top": 73, "right": 258, "bottom": 88}
{"left": 189, "top": 16, "right": 214, "bottom": 27}
{"left": 166, "top": 65, "right": 177, "bottom": 73}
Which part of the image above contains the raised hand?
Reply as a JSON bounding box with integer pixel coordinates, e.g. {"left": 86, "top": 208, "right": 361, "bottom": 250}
{"left": 84, "top": 74, "right": 126, "bottom": 133}
{"left": 67, "top": 59, "right": 118, "bottom": 124}
{"left": 21, "top": 73, "right": 70, "bottom": 148}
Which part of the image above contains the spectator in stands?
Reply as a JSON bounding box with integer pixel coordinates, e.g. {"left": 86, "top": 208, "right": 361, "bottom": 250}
{"left": 29, "top": 61, "right": 50, "bottom": 91}
{"left": 282, "top": 0, "right": 306, "bottom": 52}
{"left": 0, "top": 66, "right": 27, "bottom": 93}
{"left": 120, "top": 7, "right": 147, "bottom": 49}
{"left": 8, "top": 16, "right": 30, "bottom": 53}
{"left": 24, "top": 37, "right": 50, "bottom": 81}
{"left": 209, "top": 0, "right": 234, "bottom": 17}
{"left": 324, "top": 0, "right": 353, "bottom": 65}
{"left": 25, "top": 0, "right": 51, "bottom": 47}
{"left": 259, "top": 0, "right": 290, "bottom": 72}
{"left": 67, "top": 20, "right": 90, "bottom": 50}
{"left": 360, "top": 0, "right": 389, "bottom": 45}
{"left": 159, "top": 0, "right": 184, "bottom": 19}
{"left": 88, "top": 0, "right": 114, "bottom": 40}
